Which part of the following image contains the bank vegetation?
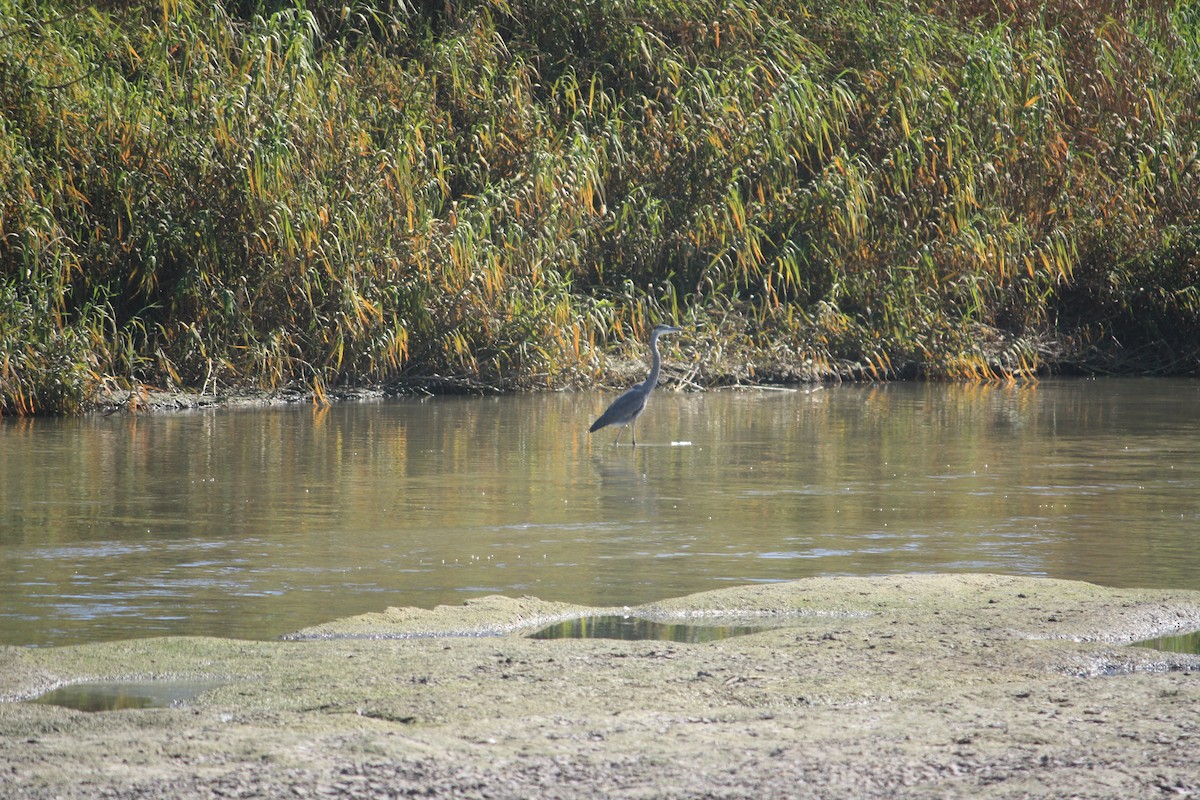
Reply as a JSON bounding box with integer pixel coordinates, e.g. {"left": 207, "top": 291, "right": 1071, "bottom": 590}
{"left": 2, "top": 0, "right": 1198, "bottom": 413}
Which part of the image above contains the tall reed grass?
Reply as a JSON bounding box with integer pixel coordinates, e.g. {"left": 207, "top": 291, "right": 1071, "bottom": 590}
{"left": 1, "top": 0, "right": 1197, "bottom": 413}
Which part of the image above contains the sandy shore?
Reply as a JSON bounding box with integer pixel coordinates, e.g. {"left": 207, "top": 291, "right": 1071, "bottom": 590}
{"left": 2, "top": 574, "right": 1199, "bottom": 798}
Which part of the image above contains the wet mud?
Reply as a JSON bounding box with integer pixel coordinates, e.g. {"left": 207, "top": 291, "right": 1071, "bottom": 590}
{"left": 3, "top": 574, "right": 1199, "bottom": 798}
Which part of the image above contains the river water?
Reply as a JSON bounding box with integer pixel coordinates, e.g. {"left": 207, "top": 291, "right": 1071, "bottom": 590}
{"left": 2, "top": 379, "right": 1198, "bottom": 647}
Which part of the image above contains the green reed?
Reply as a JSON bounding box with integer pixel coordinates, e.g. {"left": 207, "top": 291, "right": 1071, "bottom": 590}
{"left": 1, "top": 0, "right": 1197, "bottom": 413}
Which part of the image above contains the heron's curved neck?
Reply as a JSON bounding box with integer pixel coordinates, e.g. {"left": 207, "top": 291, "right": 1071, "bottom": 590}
{"left": 645, "top": 333, "right": 663, "bottom": 388}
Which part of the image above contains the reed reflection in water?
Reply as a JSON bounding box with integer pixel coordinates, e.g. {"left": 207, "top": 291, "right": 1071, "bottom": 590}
{"left": 2, "top": 379, "right": 1198, "bottom": 646}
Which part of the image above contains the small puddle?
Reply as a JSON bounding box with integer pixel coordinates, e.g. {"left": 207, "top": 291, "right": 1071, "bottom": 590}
{"left": 1133, "top": 630, "right": 1200, "bottom": 655}
{"left": 529, "top": 615, "right": 770, "bottom": 643}
{"left": 31, "top": 681, "right": 221, "bottom": 712}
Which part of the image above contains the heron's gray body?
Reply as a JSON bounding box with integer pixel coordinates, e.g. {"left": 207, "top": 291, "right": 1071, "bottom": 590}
{"left": 589, "top": 325, "right": 680, "bottom": 446}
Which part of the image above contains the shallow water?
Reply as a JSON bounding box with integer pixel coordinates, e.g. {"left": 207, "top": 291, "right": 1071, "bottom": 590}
{"left": 30, "top": 681, "right": 220, "bottom": 712}
{"left": 528, "top": 616, "right": 771, "bottom": 642}
{"left": 2, "top": 378, "right": 1199, "bottom": 647}
{"left": 1134, "top": 631, "right": 1200, "bottom": 655}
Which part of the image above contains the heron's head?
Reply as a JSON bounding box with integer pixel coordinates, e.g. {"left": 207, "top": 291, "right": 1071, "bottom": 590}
{"left": 650, "top": 324, "right": 682, "bottom": 338}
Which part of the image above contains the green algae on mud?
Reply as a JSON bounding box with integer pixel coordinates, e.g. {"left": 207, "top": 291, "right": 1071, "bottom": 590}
{"left": 2, "top": 575, "right": 1200, "bottom": 799}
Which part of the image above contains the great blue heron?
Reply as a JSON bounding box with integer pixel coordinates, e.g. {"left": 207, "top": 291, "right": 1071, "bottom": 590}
{"left": 589, "top": 324, "right": 681, "bottom": 447}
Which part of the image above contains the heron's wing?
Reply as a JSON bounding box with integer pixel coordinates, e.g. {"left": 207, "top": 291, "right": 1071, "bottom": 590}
{"left": 589, "top": 383, "right": 649, "bottom": 431}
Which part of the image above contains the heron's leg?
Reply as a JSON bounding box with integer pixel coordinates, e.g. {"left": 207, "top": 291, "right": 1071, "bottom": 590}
{"left": 612, "top": 427, "right": 623, "bottom": 446}
{"left": 631, "top": 420, "right": 638, "bottom": 447}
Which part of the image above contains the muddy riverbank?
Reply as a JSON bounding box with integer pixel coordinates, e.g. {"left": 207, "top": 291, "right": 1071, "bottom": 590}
{"left": 2, "top": 574, "right": 1199, "bottom": 798}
